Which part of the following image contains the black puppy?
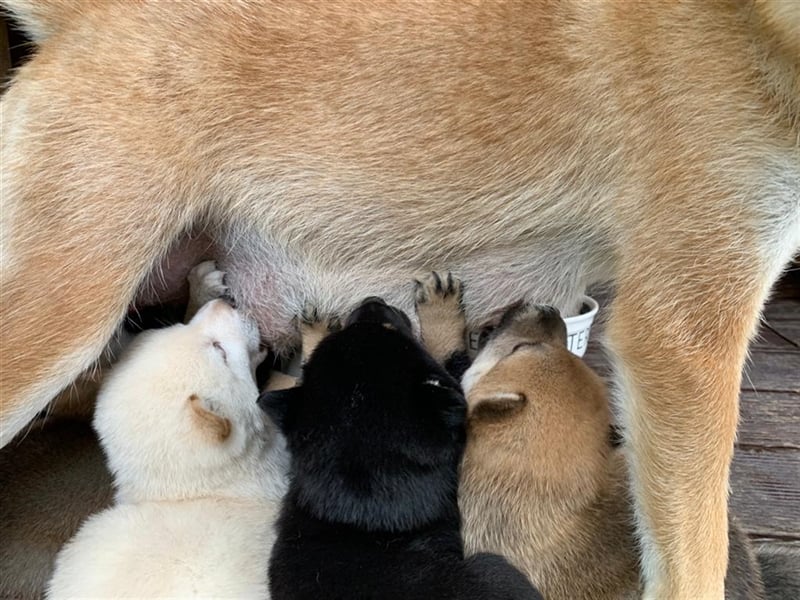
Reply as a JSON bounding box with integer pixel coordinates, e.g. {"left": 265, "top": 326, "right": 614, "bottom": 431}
{"left": 259, "top": 298, "right": 542, "bottom": 600}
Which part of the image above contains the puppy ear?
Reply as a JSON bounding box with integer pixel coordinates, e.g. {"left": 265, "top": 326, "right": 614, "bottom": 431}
{"left": 470, "top": 392, "right": 526, "bottom": 420}
{"left": 189, "top": 394, "right": 232, "bottom": 442}
{"left": 257, "top": 386, "right": 301, "bottom": 431}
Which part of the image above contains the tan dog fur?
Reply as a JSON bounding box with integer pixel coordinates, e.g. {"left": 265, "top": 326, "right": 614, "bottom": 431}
{"left": 1, "top": 2, "right": 798, "bottom": 597}
{"left": 421, "top": 291, "right": 765, "bottom": 599}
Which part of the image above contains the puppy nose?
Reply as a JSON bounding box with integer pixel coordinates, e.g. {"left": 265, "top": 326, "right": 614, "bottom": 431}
{"left": 206, "top": 299, "right": 235, "bottom": 314}
{"left": 192, "top": 298, "right": 236, "bottom": 324}
{"left": 359, "top": 296, "right": 387, "bottom": 307}
{"left": 345, "top": 297, "right": 396, "bottom": 327}
{"left": 538, "top": 305, "right": 561, "bottom": 323}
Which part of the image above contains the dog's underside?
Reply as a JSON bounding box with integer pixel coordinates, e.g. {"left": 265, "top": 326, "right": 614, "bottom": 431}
{"left": 1, "top": 1, "right": 798, "bottom": 597}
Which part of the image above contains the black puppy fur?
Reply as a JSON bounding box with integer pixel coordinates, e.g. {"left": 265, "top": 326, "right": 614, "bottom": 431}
{"left": 259, "top": 300, "right": 542, "bottom": 600}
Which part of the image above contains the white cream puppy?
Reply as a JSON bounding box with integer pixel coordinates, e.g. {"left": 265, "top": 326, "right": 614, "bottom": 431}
{"left": 47, "top": 288, "right": 288, "bottom": 599}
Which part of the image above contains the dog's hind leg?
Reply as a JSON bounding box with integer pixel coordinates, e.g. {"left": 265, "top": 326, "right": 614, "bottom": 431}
{"left": 0, "top": 91, "right": 197, "bottom": 447}
{"left": 0, "top": 204, "right": 193, "bottom": 447}
{"left": 605, "top": 232, "right": 784, "bottom": 598}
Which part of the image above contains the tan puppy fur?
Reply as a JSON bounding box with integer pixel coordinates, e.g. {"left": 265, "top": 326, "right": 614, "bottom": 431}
{"left": 1, "top": 2, "right": 798, "bottom": 596}
{"left": 415, "top": 275, "right": 764, "bottom": 599}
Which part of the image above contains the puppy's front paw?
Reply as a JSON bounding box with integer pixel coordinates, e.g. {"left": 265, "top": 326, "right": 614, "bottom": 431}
{"left": 299, "top": 303, "right": 341, "bottom": 362}
{"left": 299, "top": 303, "right": 342, "bottom": 333}
{"left": 414, "top": 271, "right": 462, "bottom": 307}
{"left": 414, "top": 272, "right": 466, "bottom": 363}
{"left": 188, "top": 261, "right": 229, "bottom": 305}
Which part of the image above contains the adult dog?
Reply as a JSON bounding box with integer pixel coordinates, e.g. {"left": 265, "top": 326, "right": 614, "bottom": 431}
{"left": 1, "top": 1, "right": 798, "bottom": 598}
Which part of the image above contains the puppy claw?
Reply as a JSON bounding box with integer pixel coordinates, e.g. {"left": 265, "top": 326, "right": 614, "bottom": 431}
{"left": 300, "top": 302, "right": 320, "bottom": 325}
{"left": 414, "top": 271, "right": 466, "bottom": 363}
{"left": 299, "top": 303, "right": 341, "bottom": 333}
{"left": 327, "top": 315, "right": 343, "bottom": 332}
{"left": 298, "top": 303, "right": 341, "bottom": 363}
{"left": 415, "top": 271, "right": 462, "bottom": 307}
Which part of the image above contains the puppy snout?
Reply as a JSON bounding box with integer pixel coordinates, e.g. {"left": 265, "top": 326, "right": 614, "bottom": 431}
{"left": 345, "top": 298, "right": 412, "bottom": 335}
{"left": 196, "top": 298, "right": 236, "bottom": 319}
{"left": 359, "top": 296, "right": 388, "bottom": 307}
{"left": 537, "top": 305, "right": 561, "bottom": 324}
{"left": 528, "top": 304, "right": 567, "bottom": 345}
{"left": 345, "top": 298, "right": 394, "bottom": 326}
{"left": 483, "top": 303, "right": 567, "bottom": 349}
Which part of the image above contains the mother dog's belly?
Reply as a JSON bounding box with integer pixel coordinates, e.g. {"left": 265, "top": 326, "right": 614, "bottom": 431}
{"left": 216, "top": 226, "right": 612, "bottom": 354}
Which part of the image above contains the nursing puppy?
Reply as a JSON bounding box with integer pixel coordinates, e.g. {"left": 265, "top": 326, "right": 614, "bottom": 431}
{"left": 2, "top": 2, "right": 799, "bottom": 596}
{"left": 0, "top": 260, "right": 231, "bottom": 599}
{"left": 259, "top": 298, "right": 541, "bottom": 600}
{"left": 47, "top": 279, "right": 289, "bottom": 598}
{"left": 414, "top": 273, "right": 765, "bottom": 599}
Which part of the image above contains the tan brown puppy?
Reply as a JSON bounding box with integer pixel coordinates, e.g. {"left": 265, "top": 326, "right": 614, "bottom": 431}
{"left": 414, "top": 274, "right": 765, "bottom": 599}
{"left": 1, "top": 2, "right": 798, "bottom": 596}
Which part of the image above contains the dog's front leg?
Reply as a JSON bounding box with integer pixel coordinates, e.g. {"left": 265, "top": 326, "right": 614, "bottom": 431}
{"left": 414, "top": 272, "right": 471, "bottom": 379}
{"left": 607, "top": 261, "right": 767, "bottom": 599}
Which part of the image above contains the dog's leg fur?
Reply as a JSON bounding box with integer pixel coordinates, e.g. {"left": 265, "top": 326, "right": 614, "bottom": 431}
{"left": 0, "top": 82, "right": 201, "bottom": 445}
{"left": 607, "top": 247, "right": 775, "bottom": 598}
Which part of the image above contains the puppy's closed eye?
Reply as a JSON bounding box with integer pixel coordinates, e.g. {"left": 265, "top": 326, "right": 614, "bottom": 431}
{"left": 212, "top": 341, "right": 227, "bottom": 362}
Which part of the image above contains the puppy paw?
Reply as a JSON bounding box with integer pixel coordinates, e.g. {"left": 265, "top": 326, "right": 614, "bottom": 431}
{"left": 185, "top": 261, "right": 231, "bottom": 322}
{"left": 298, "top": 303, "right": 341, "bottom": 362}
{"left": 299, "top": 303, "right": 342, "bottom": 332}
{"left": 414, "top": 272, "right": 466, "bottom": 363}
{"left": 414, "top": 271, "right": 462, "bottom": 306}
{"left": 188, "top": 261, "right": 230, "bottom": 305}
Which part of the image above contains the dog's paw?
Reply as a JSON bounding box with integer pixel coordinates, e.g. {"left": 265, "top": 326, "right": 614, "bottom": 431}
{"left": 414, "top": 271, "right": 462, "bottom": 307}
{"left": 188, "top": 261, "right": 230, "bottom": 305}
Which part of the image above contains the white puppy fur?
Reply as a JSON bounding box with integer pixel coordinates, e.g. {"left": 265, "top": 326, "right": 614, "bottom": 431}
{"left": 47, "top": 294, "right": 288, "bottom": 599}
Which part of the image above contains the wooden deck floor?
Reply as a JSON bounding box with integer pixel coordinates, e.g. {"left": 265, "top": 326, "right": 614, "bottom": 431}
{"left": 583, "top": 267, "right": 800, "bottom": 551}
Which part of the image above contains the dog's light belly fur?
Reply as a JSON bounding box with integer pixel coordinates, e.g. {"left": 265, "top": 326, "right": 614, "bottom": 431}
{"left": 220, "top": 226, "right": 609, "bottom": 351}
{"left": 1, "top": 1, "right": 799, "bottom": 597}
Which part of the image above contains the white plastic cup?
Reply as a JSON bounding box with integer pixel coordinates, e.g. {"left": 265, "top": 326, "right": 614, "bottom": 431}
{"left": 563, "top": 295, "right": 599, "bottom": 357}
{"left": 466, "top": 295, "right": 599, "bottom": 358}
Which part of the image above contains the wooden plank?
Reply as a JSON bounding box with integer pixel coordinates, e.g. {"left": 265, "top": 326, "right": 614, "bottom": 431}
{"left": 768, "top": 321, "right": 800, "bottom": 347}
{"left": 763, "top": 299, "right": 800, "bottom": 323}
{"left": 750, "top": 323, "right": 798, "bottom": 350}
{"left": 729, "top": 447, "right": 800, "bottom": 539}
{"left": 741, "top": 351, "right": 800, "bottom": 394}
{"left": 738, "top": 391, "right": 800, "bottom": 449}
